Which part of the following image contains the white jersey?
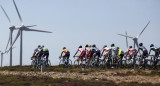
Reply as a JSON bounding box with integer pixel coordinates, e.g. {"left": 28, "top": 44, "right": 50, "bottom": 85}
{"left": 78, "top": 48, "right": 84, "bottom": 52}
{"left": 85, "top": 47, "right": 91, "bottom": 53}
{"left": 103, "top": 47, "right": 112, "bottom": 55}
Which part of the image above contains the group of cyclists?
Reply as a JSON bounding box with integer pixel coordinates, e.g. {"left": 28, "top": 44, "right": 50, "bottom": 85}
{"left": 32, "top": 45, "right": 50, "bottom": 66}
{"left": 31, "top": 43, "right": 160, "bottom": 70}
{"left": 60, "top": 43, "right": 160, "bottom": 69}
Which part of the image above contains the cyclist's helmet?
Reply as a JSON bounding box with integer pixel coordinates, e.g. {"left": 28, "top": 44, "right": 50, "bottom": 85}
{"left": 63, "top": 47, "right": 66, "bottom": 49}
{"left": 79, "top": 45, "right": 82, "bottom": 48}
{"left": 150, "top": 44, "right": 154, "bottom": 47}
{"left": 111, "top": 44, "right": 115, "bottom": 47}
{"left": 103, "top": 45, "right": 107, "bottom": 48}
{"left": 41, "top": 45, "right": 44, "bottom": 49}
{"left": 116, "top": 47, "right": 119, "bottom": 50}
{"left": 38, "top": 45, "right": 41, "bottom": 48}
{"left": 85, "top": 44, "right": 88, "bottom": 47}
{"left": 139, "top": 43, "right": 143, "bottom": 47}
{"left": 92, "top": 44, "right": 96, "bottom": 47}
{"left": 129, "top": 46, "right": 132, "bottom": 48}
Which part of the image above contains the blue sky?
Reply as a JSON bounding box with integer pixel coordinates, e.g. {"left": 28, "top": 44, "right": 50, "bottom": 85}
{"left": 0, "top": 0, "right": 160, "bottom": 66}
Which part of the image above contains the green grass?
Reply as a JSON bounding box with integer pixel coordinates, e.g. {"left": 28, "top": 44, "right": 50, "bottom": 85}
{"left": 0, "top": 74, "right": 159, "bottom": 86}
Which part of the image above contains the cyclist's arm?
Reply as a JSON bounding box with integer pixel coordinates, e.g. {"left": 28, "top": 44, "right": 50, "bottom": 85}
{"left": 148, "top": 49, "right": 152, "bottom": 56}
{"left": 73, "top": 50, "right": 78, "bottom": 57}
{"left": 124, "top": 50, "right": 129, "bottom": 58}
{"left": 60, "top": 51, "right": 63, "bottom": 57}
{"left": 136, "top": 49, "right": 140, "bottom": 56}
{"left": 101, "top": 49, "right": 105, "bottom": 56}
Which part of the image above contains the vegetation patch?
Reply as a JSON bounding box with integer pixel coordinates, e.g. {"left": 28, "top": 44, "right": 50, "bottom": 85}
{"left": 0, "top": 74, "right": 159, "bottom": 86}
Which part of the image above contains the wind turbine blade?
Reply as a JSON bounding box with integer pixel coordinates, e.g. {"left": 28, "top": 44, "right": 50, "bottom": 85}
{"left": 125, "top": 31, "right": 128, "bottom": 49}
{"left": 0, "top": 5, "right": 13, "bottom": 26}
{"left": 7, "top": 30, "right": 20, "bottom": 52}
{"left": 26, "top": 25, "right": 37, "bottom": 27}
{"left": 117, "top": 34, "right": 134, "bottom": 39}
{"left": 13, "top": 0, "right": 23, "bottom": 25}
{"left": 137, "top": 21, "right": 150, "bottom": 38}
{"left": 24, "top": 28, "right": 52, "bottom": 33}
{"left": 5, "top": 31, "right": 11, "bottom": 51}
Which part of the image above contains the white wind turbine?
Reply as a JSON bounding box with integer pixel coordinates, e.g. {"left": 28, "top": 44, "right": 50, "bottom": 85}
{"left": 8, "top": 0, "right": 52, "bottom": 66}
{"left": 118, "top": 21, "right": 150, "bottom": 49}
{"left": 0, "top": 51, "right": 6, "bottom": 67}
{"left": 0, "top": 5, "right": 19, "bottom": 66}
{"left": 0, "top": 47, "right": 15, "bottom": 67}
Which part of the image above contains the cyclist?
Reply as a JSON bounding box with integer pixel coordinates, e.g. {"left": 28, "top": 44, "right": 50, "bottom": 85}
{"left": 116, "top": 47, "right": 124, "bottom": 68}
{"left": 110, "top": 43, "right": 117, "bottom": 68}
{"left": 101, "top": 45, "right": 112, "bottom": 60}
{"left": 38, "top": 45, "right": 45, "bottom": 64}
{"left": 60, "top": 47, "right": 70, "bottom": 65}
{"left": 91, "top": 44, "right": 101, "bottom": 59}
{"left": 136, "top": 43, "right": 148, "bottom": 68}
{"left": 32, "top": 45, "right": 41, "bottom": 58}
{"left": 148, "top": 44, "right": 160, "bottom": 69}
{"left": 85, "top": 44, "right": 92, "bottom": 61}
{"left": 32, "top": 45, "right": 41, "bottom": 64}
{"left": 73, "top": 45, "right": 86, "bottom": 64}
{"left": 42, "top": 48, "right": 49, "bottom": 66}
{"left": 124, "top": 46, "right": 137, "bottom": 68}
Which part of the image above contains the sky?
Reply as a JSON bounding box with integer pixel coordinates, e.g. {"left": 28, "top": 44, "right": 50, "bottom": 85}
{"left": 0, "top": 0, "right": 160, "bottom": 66}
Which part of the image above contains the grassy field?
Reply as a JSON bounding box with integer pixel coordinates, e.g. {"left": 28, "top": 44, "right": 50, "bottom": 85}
{"left": 0, "top": 65, "right": 160, "bottom": 86}
{"left": 0, "top": 74, "right": 159, "bottom": 86}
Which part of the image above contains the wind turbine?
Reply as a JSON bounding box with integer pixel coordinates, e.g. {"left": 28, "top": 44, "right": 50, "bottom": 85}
{"left": 0, "top": 47, "right": 15, "bottom": 67}
{"left": 8, "top": 0, "right": 52, "bottom": 66}
{"left": 118, "top": 21, "right": 150, "bottom": 49}
{"left": 0, "top": 51, "right": 6, "bottom": 67}
{"left": 0, "top": 5, "right": 19, "bottom": 66}
{"left": 125, "top": 31, "right": 128, "bottom": 49}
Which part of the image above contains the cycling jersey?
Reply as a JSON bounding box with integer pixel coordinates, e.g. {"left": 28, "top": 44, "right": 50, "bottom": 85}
{"left": 34, "top": 48, "right": 41, "bottom": 55}
{"left": 139, "top": 46, "right": 147, "bottom": 52}
{"left": 117, "top": 49, "right": 124, "bottom": 56}
{"left": 78, "top": 48, "right": 85, "bottom": 52}
{"left": 91, "top": 47, "right": 100, "bottom": 53}
{"left": 150, "top": 46, "right": 159, "bottom": 52}
{"left": 85, "top": 47, "right": 91, "bottom": 53}
{"left": 138, "top": 46, "right": 148, "bottom": 58}
{"left": 127, "top": 48, "right": 137, "bottom": 55}
{"left": 149, "top": 46, "right": 159, "bottom": 57}
{"left": 102, "top": 47, "right": 112, "bottom": 55}
{"left": 62, "top": 49, "right": 69, "bottom": 53}
{"left": 43, "top": 48, "right": 49, "bottom": 52}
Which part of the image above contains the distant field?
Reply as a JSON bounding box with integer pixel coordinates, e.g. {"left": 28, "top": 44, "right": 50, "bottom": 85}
{"left": 0, "top": 65, "right": 160, "bottom": 86}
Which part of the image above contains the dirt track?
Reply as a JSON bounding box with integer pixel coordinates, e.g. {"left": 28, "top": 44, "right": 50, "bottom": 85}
{"left": 0, "top": 70, "right": 160, "bottom": 84}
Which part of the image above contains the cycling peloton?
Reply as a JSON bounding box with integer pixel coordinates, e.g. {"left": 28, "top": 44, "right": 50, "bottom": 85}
{"left": 148, "top": 44, "right": 160, "bottom": 69}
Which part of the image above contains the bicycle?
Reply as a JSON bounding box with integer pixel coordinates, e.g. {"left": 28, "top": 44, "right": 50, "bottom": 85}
{"left": 59, "top": 56, "right": 72, "bottom": 67}
{"left": 31, "top": 56, "right": 38, "bottom": 68}
{"left": 73, "top": 56, "right": 86, "bottom": 68}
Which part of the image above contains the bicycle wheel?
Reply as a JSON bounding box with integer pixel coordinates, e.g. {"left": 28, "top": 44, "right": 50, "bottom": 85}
{"left": 47, "top": 59, "right": 51, "bottom": 66}
{"left": 31, "top": 60, "right": 36, "bottom": 68}
{"left": 68, "top": 59, "right": 72, "bottom": 66}
{"left": 97, "top": 59, "right": 104, "bottom": 69}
